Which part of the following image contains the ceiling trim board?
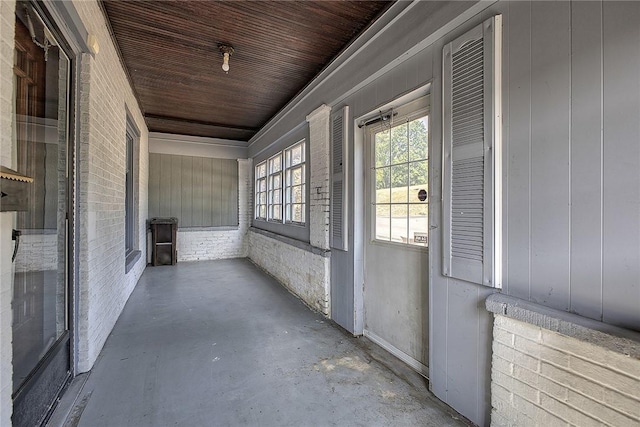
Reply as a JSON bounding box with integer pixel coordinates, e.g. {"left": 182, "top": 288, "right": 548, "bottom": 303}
{"left": 145, "top": 114, "right": 259, "bottom": 133}
{"left": 149, "top": 132, "right": 248, "bottom": 160}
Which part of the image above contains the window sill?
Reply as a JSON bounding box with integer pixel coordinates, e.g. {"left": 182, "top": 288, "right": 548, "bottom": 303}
{"left": 125, "top": 250, "right": 141, "bottom": 273}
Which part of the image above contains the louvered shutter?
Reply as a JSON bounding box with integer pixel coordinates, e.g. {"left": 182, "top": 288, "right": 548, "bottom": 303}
{"left": 443, "top": 15, "right": 502, "bottom": 287}
{"left": 330, "top": 106, "right": 349, "bottom": 250}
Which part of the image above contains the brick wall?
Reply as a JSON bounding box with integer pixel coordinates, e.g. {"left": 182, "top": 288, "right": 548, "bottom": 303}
{"left": 176, "top": 159, "right": 251, "bottom": 261}
{"left": 248, "top": 230, "right": 330, "bottom": 315}
{"left": 491, "top": 315, "right": 640, "bottom": 427}
{"left": 72, "top": 0, "right": 148, "bottom": 373}
{"left": 13, "top": 233, "right": 58, "bottom": 273}
{"left": 306, "top": 105, "right": 331, "bottom": 250}
{"left": 247, "top": 107, "right": 332, "bottom": 317}
{"left": 0, "top": 1, "right": 16, "bottom": 423}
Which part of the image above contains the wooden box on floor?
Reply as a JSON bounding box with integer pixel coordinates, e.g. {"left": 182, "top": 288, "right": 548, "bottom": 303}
{"left": 149, "top": 217, "right": 178, "bottom": 266}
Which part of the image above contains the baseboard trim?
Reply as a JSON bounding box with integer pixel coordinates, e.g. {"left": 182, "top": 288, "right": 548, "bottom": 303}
{"left": 363, "top": 329, "right": 429, "bottom": 378}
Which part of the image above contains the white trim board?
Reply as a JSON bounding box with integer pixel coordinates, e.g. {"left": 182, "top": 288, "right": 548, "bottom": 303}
{"left": 149, "top": 132, "right": 248, "bottom": 159}
{"left": 363, "top": 329, "right": 429, "bottom": 379}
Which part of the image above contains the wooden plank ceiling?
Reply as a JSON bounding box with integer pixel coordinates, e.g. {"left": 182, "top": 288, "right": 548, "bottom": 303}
{"left": 102, "top": 1, "right": 391, "bottom": 142}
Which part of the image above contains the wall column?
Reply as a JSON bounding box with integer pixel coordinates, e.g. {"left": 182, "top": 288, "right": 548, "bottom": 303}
{"left": 300, "top": 104, "right": 333, "bottom": 316}
{"left": 306, "top": 104, "right": 332, "bottom": 250}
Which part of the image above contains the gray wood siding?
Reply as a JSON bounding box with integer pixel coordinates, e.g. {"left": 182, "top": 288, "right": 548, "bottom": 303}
{"left": 601, "top": 1, "right": 640, "bottom": 328}
{"left": 148, "top": 153, "right": 238, "bottom": 227}
{"left": 502, "top": 1, "right": 640, "bottom": 331}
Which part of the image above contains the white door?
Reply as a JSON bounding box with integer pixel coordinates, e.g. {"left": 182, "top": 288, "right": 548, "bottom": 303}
{"left": 363, "top": 97, "right": 430, "bottom": 374}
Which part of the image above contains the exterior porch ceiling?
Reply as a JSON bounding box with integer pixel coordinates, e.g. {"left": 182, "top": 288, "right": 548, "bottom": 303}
{"left": 101, "top": 0, "right": 392, "bottom": 142}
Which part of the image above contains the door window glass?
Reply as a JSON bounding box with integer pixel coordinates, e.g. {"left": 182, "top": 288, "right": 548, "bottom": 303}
{"left": 372, "top": 116, "right": 429, "bottom": 246}
{"left": 12, "top": 2, "right": 70, "bottom": 392}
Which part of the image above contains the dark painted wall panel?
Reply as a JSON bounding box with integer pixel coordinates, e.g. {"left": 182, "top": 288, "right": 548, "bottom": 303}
{"left": 148, "top": 153, "right": 238, "bottom": 227}
{"left": 192, "top": 157, "right": 204, "bottom": 226}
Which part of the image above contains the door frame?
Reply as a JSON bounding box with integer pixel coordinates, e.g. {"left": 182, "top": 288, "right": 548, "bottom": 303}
{"left": 352, "top": 84, "right": 432, "bottom": 336}
{"left": 10, "top": 1, "right": 90, "bottom": 424}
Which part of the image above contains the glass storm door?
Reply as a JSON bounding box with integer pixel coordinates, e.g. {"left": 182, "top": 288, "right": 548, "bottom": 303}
{"left": 12, "top": 2, "right": 72, "bottom": 425}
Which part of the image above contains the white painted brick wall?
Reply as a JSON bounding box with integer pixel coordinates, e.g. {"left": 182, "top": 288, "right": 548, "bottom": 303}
{"left": 176, "top": 159, "right": 251, "bottom": 261}
{"left": 13, "top": 233, "right": 58, "bottom": 273}
{"left": 248, "top": 108, "right": 332, "bottom": 317}
{"left": 0, "top": 1, "right": 16, "bottom": 423}
{"left": 491, "top": 315, "right": 640, "bottom": 427}
{"left": 306, "top": 105, "right": 331, "bottom": 250}
{"left": 248, "top": 230, "right": 330, "bottom": 315}
{"left": 72, "top": 0, "right": 149, "bottom": 373}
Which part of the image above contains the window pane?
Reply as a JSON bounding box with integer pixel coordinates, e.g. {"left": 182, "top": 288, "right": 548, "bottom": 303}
{"left": 375, "top": 205, "right": 390, "bottom": 241}
{"left": 376, "top": 167, "right": 391, "bottom": 204}
{"left": 272, "top": 174, "right": 281, "bottom": 189}
{"left": 409, "top": 160, "right": 428, "bottom": 192}
{"left": 375, "top": 129, "right": 390, "bottom": 167}
{"left": 391, "top": 164, "right": 409, "bottom": 203}
{"left": 259, "top": 193, "right": 266, "bottom": 204}
{"left": 291, "top": 166, "right": 303, "bottom": 185}
{"left": 259, "top": 206, "right": 266, "bottom": 218}
{"left": 270, "top": 156, "right": 282, "bottom": 173}
{"left": 289, "top": 144, "right": 303, "bottom": 166}
{"left": 272, "top": 189, "right": 281, "bottom": 204}
{"left": 409, "top": 116, "right": 429, "bottom": 161}
{"left": 409, "top": 204, "right": 428, "bottom": 247}
{"left": 260, "top": 179, "right": 266, "bottom": 192}
{"left": 292, "top": 204, "right": 304, "bottom": 223}
{"left": 272, "top": 204, "right": 281, "bottom": 220}
{"left": 291, "top": 185, "right": 304, "bottom": 204}
{"left": 390, "top": 204, "right": 408, "bottom": 243}
{"left": 391, "top": 122, "right": 408, "bottom": 164}
{"left": 257, "top": 163, "right": 266, "bottom": 178}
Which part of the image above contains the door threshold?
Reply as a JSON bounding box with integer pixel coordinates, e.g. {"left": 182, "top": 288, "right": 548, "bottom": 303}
{"left": 363, "top": 329, "right": 429, "bottom": 378}
{"left": 45, "top": 373, "right": 90, "bottom": 427}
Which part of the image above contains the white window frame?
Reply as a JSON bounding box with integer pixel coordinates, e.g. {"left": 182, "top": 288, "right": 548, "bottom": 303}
{"left": 267, "top": 152, "right": 283, "bottom": 222}
{"left": 368, "top": 101, "right": 430, "bottom": 248}
{"left": 284, "top": 140, "right": 306, "bottom": 224}
{"left": 255, "top": 161, "right": 267, "bottom": 220}
{"left": 254, "top": 140, "right": 307, "bottom": 226}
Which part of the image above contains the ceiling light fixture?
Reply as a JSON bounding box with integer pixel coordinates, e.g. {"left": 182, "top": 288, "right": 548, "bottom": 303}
{"left": 219, "top": 44, "right": 234, "bottom": 73}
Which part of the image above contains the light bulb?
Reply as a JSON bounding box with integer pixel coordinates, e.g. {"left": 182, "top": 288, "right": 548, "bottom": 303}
{"left": 222, "top": 53, "right": 230, "bottom": 72}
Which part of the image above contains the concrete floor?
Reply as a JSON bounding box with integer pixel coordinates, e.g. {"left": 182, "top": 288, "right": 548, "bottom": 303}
{"left": 54, "top": 259, "right": 470, "bottom": 427}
